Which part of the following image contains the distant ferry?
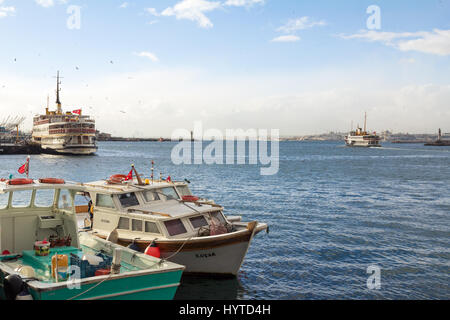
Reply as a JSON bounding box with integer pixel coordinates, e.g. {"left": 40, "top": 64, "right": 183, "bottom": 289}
{"left": 32, "top": 72, "right": 97, "bottom": 155}
{"left": 345, "top": 113, "right": 381, "bottom": 147}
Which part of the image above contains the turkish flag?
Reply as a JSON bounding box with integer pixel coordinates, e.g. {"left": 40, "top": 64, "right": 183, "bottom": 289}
{"left": 73, "top": 109, "right": 82, "bottom": 115}
{"left": 166, "top": 176, "right": 172, "bottom": 182}
{"left": 125, "top": 170, "right": 133, "bottom": 181}
{"left": 18, "top": 158, "right": 29, "bottom": 175}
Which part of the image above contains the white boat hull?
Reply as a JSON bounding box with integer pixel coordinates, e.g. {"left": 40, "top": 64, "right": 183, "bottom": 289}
{"left": 161, "top": 240, "right": 251, "bottom": 276}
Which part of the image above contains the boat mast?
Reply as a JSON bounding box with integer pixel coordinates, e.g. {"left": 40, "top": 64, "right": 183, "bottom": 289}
{"left": 364, "top": 112, "right": 367, "bottom": 133}
{"left": 55, "top": 71, "right": 62, "bottom": 114}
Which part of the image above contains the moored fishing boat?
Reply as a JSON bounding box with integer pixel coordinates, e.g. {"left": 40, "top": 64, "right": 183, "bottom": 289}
{"left": 0, "top": 178, "right": 184, "bottom": 300}
{"left": 84, "top": 166, "right": 268, "bottom": 276}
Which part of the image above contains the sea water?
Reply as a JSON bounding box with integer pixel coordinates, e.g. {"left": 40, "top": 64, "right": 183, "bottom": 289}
{"left": 0, "top": 141, "right": 448, "bottom": 299}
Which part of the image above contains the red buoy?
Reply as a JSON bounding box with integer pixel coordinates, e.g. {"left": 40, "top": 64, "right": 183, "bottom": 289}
{"left": 95, "top": 269, "right": 111, "bottom": 276}
{"left": 182, "top": 195, "right": 200, "bottom": 202}
{"left": 8, "top": 179, "right": 34, "bottom": 186}
{"left": 2, "top": 250, "right": 11, "bottom": 255}
{"left": 39, "top": 178, "right": 65, "bottom": 184}
{"left": 144, "top": 243, "right": 161, "bottom": 258}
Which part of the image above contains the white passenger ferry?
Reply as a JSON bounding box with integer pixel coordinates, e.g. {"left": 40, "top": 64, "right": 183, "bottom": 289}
{"left": 31, "top": 72, "right": 97, "bottom": 155}
{"left": 345, "top": 113, "right": 381, "bottom": 147}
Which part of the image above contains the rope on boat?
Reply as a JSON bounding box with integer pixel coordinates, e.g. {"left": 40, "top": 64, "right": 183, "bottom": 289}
{"left": 159, "top": 236, "right": 194, "bottom": 263}
{"left": 66, "top": 273, "right": 114, "bottom": 300}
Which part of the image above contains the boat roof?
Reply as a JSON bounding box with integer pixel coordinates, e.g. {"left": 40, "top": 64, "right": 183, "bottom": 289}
{"left": 0, "top": 178, "right": 186, "bottom": 194}
{"left": 126, "top": 200, "right": 221, "bottom": 220}
{"left": 0, "top": 180, "right": 85, "bottom": 194}
{"left": 81, "top": 179, "right": 186, "bottom": 195}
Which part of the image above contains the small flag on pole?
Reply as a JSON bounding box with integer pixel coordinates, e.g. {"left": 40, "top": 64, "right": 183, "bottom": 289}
{"left": 166, "top": 176, "right": 172, "bottom": 183}
{"left": 72, "top": 109, "right": 82, "bottom": 115}
{"left": 18, "top": 156, "right": 30, "bottom": 177}
{"left": 125, "top": 169, "right": 133, "bottom": 181}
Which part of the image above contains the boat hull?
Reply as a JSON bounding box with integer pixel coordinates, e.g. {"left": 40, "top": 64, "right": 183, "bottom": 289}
{"left": 95, "top": 222, "right": 266, "bottom": 276}
{"left": 41, "top": 145, "right": 98, "bottom": 156}
{"left": 0, "top": 267, "right": 182, "bottom": 300}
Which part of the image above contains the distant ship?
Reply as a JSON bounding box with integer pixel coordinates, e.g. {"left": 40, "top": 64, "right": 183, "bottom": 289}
{"left": 345, "top": 113, "right": 381, "bottom": 147}
{"left": 32, "top": 72, "right": 97, "bottom": 155}
{"left": 424, "top": 128, "right": 450, "bottom": 146}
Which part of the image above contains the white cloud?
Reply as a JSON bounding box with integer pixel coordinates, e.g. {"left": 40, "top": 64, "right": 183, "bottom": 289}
{"left": 340, "top": 29, "right": 450, "bottom": 56}
{"left": 1, "top": 70, "right": 449, "bottom": 137}
{"left": 271, "top": 35, "right": 300, "bottom": 42}
{"left": 276, "top": 17, "right": 327, "bottom": 33}
{"left": 119, "top": 2, "right": 129, "bottom": 9}
{"left": 224, "top": 0, "right": 264, "bottom": 7}
{"left": 161, "top": 0, "right": 221, "bottom": 29}
{"left": 134, "top": 51, "right": 159, "bottom": 62}
{"left": 35, "top": 0, "right": 68, "bottom": 8}
{"left": 0, "top": 6, "right": 15, "bottom": 18}
{"left": 145, "top": 7, "right": 159, "bottom": 16}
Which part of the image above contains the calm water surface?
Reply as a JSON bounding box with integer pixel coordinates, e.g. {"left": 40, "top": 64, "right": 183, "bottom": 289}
{"left": 1, "top": 141, "right": 449, "bottom": 299}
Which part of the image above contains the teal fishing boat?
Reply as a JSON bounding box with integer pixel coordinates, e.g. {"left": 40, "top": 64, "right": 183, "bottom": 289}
{"left": 0, "top": 178, "right": 184, "bottom": 300}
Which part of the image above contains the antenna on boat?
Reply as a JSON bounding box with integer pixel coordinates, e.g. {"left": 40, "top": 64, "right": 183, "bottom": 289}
{"left": 151, "top": 160, "right": 154, "bottom": 184}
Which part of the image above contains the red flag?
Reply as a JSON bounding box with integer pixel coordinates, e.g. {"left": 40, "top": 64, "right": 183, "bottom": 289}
{"left": 166, "top": 176, "right": 172, "bottom": 182}
{"left": 18, "top": 157, "right": 29, "bottom": 175}
{"left": 18, "top": 163, "right": 27, "bottom": 174}
{"left": 73, "top": 109, "right": 82, "bottom": 115}
{"left": 125, "top": 170, "right": 133, "bottom": 181}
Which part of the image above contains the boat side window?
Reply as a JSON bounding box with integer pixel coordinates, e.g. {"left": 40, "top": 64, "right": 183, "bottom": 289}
{"left": 132, "top": 219, "right": 143, "bottom": 232}
{"left": 164, "top": 219, "right": 187, "bottom": 236}
{"left": 176, "top": 185, "right": 192, "bottom": 197}
{"left": 211, "top": 211, "right": 227, "bottom": 225}
{"left": 12, "top": 190, "right": 33, "bottom": 208}
{"left": 189, "top": 215, "right": 208, "bottom": 229}
{"left": 118, "top": 192, "right": 139, "bottom": 208}
{"left": 35, "top": 189, "right": 55, "bottom": 208}
{"left": 96, "top": 194, "right": 115, "bottom": 208}
{"left": 143, "top": 191, "right": 160, "bottom": 202}
{"left": 145, "top": 221, "right": 160, "bottom": 234}
{"left": 160, "top": 187, "right": 180, "bottom": 200}
{"left": 0, "top": 192, "right": 9, "bottom": 209}
{"left": 118, "top": 217, "right": 130, "bottom": 230}
{"left": 58, "top": 189, "right": 73, "bottom": 211}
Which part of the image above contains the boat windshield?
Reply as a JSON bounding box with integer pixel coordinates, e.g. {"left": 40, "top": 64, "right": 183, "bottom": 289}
{"left": 159, "top": 187, "right": 180, "bottom": 200}
{"left": 118, "top": 192, "right": 139, "bottom": 208}
{"left": 96, "top": 193, "right": 115, "bottom": 208}
{"left": 0, "top": 192, "right": 9, "bottom": 209}
{"left": 58, "top": 189, "right": 73, "bottom": 211}
{"left": 12, "top": 190, "right": 33, "bottom": 208}
{"left": 143, "top": 190, "right": 160, "bottom": 202}
{"left": 35, "top": 189, "right": 55, "bottom": 208}
{"left": 176, "top": 185, "right": 192, "bottom": 197}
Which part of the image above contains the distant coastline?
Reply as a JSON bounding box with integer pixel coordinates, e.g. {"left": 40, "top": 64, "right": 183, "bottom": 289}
{"left": 95, "top": 130, "right": 448, "bottom": 143}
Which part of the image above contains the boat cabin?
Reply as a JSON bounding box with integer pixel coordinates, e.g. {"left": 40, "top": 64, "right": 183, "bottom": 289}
{"left": 0, "top": 181, "right": 83, "bottom": 254}
{"left": 84, "top": 180, "right": 230, "bottom": 241}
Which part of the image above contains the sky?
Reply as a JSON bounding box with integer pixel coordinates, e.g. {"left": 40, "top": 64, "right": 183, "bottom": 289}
{"left": 0, "top": 0, "right": 449, "bottom": 137}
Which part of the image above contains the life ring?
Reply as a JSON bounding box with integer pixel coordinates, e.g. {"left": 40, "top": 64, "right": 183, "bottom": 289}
{"left": 107, "top": 174, "right": 128, "bottom": 184}
{"left": 8, "top": 179, "right": 34, "bottom": 186}
{"left": 182, "top": 195, "right": 200, "bottom": 202}
{"left": 39, "top": 178, "right": 65, "bottom": 184}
